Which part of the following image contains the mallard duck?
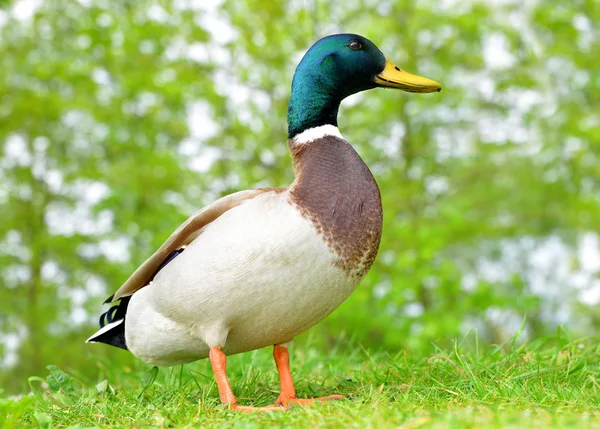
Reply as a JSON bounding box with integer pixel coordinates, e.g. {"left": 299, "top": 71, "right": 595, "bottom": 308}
{"left": 87, "top": 33, "right": 440, "bottom": 411}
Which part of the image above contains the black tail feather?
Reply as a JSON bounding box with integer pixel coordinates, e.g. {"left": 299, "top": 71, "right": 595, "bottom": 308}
{"left": 88, "top": 319, "right": 127, "bottom": 350}
{"left": 88, "top": 296, "right": 132, "bottom": 350}
{"left": 99, "top": 296, "right": 131, "bottom": 329}
{"left": 91, "top": 248, "right": 185, "bottom": 351}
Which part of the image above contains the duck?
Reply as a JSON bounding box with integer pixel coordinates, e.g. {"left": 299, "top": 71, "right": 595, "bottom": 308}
{"left": 87, "top": 33, "right": 441, "bottom": 412}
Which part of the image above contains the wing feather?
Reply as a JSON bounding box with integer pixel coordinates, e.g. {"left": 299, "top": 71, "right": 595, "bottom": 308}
{"left": 109, "top": 189, "right": 268, "bottom": 302}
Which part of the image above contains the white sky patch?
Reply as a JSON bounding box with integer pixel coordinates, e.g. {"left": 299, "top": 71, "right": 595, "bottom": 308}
{"left": 579, "top": 280, "right": 600, "bottom": 306}
{"left": 251, "top": 90, "right": 271, "bottom": 112}
{"left": 216, "top": 88, "right": 261, "bottom": 130}
{"left": 563, "top": 137, "right": 584, "bottom": 160}
{"left": 194, "top": 0, "right": 237, "bottom": 44}
{"left": 403, "top": 302, "right": 424, "bottom": 318}
{"left": 505, "top": 89, "right": 544, "bottom": 114}
{"left": 188, "top": 146, "right": 222, "bottom": 173}
{"left": 14, "top": 135, "right": 64, "bottom": 193}
{"left": 70, "top": 307, "right": 89, "bottom": 325}
{"left": 383, "top": 122, "right": 406, "bottom": 158}
{"left": 139, "top": 40, "right": 156, "bottom": 55}
{"left": 44, "top": 169, "right": 64, "bottom": 190}
{"left": 71, "top": 288, "right": 88, "bottom": 306}
{"left": 78, "top": 243, "right": 99, "bottom": 259}
{"left": 45, "top": 203, "right": 113, "bottom": 236}
{"left": 0, "top": 326, "right": 28, "bottom": 368}
{"left": 187, "top": 43, "right": 230, "bottom": 64}
{"left": 111, "top": 31, "right": 124, "bottom": 48}
{"left": 483, "top": 33, "right": 516, "bottom": 70}
{"left": 485, "top": 307, "right": 531, "bottom": 341}
{"left": 1, "top": 230, "right": 31, "bottom": 262}
{"left": 186, "top": 43, "right": 208, "bottom": 62}
{"left": 546, "top": 56, "right": 581, "bottom": 98}
{"left": 344, "top": 93, "right": 364, "bottom": 108}
{"left": 3, "top": 134, "right": 31, "bottom": 167}
{"left": 147, "top": 4, "right": 169, "bottom": 22}
{"left": 186, "top": 101, "right": 220, "bottom": 141}
{"left": 174, "top": 0, "right": 223, "bottom": 12}
{"left": 196, "top": 13, "right": 237, "bottom": 44}
{"left": 4, "top": 265, "right": 32, "bottom": 288}
{"left": 132, "top": 91, "right": 160, "bottom": 116}
{"left": 286, "top": 0, "right": 311, "bottom": 13}
{"left": 434, "top": 104, "right": 466, "bottom": 126}
{"left": 86, "top": 275, "right": 107, "bottom": 296}
{"left": 41, "top": 261, "right": 66, "bottom": 284}
{"left": 477, "top": 110, "right": 531, "bottom": 145}
{"left": 464, "top": 234, "right": 600, "bottom": 330}
{"left": 417, "top": 29, "right": 435, "bottom": 47}
{"left": 373, "top": 279, "right": 391, "bottom": 299}
{"left": 579, "top": 232, "right": 600, "bottom": 273}
{"left": 213, "top": 69, "right": 251, "bottom": 105}
{"left": 96, "top": 13, "right": 112, "bottom": 28}
{"left": 437, "top": 0, "right": 474, "bottom": 13}
{"left": 424, "top": 175, "right": 449, "bottom": 196}
{"left": 178, "top": 137, "right": 199, "bottom": 158}
{"left": 98, "top": 236, "right": 131, "bottom": 263}
{"left": 211, "top": 68, "right": 272, "bottom": 132}
{"left": 572, "top": 13, "right": 594, "bottom": 51}
{"left": 11, "top": 0, "right": 42, "bottom": 21}
{"left": 165, "top": 37, "right": 188, "bottom": 61}
{"left": 527, "top": 236, "right": 572, "bottom": 297}
{"left": 407, "top": 164, "right": 423, "bottom": 181}
{"left": 0, "top": 11, "right": 8, "bottom": 29}
{"left": 573, "top": 13, "right": 592, "bottom": 32}
{"left": 434, "top": 126, "right": 476, "bottom": 162}
{"left": 33, "top": 136, "right": 49, "bottom": 153}
{"left": 462, "top": 273, "right": 478, "bottom": 292}
{"left": 79, "top": 181, "right": 110, "bottom": 205}
{"left": 259, "top": 149, "right": 276, "bottom": 166}
{"left": 477, "top": 76, "right": 496, "bottom": 99}
{"left": 163, "top": 190, "right": 192, "bottom": 212}
{"left": 154, "top": 68, "right": 177, "bottom": 86}
{"left": 91, "top": 67, "right": 111, "bottom": 86}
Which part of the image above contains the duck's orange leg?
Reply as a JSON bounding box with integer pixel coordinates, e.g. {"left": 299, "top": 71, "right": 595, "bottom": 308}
{"left": 273, "top": 344, "right": 344, "bottom": 406}
{"left": 209, "top": 347, "right": 283, "bottom": 412}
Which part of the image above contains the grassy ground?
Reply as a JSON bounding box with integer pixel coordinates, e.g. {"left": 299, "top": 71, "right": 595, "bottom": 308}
{"left": 2, "top": 331, "right": 600, "bottom": 428}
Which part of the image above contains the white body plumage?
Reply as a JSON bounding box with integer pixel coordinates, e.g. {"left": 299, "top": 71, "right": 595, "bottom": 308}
{"left": 124, "top": 190, "right": 357, "bottom": 366}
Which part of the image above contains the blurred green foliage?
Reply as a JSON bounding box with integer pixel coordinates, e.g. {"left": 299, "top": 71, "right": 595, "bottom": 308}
{"left": 0, "top": 0, "right": 598, "bottom": 393}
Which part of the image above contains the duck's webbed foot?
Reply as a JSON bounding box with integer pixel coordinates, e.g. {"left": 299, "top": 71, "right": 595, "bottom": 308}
{"left": 272, "top": 344, "right": 344, "bottom": 407}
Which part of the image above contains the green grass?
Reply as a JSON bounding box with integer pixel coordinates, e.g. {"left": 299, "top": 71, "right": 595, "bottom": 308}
{"left": 3, "top": 331, "right": 600, "bottom": 428}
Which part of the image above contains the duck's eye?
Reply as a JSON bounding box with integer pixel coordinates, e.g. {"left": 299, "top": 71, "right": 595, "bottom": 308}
{"left": 348, "top": 40, "right": 362, "bottom": 50}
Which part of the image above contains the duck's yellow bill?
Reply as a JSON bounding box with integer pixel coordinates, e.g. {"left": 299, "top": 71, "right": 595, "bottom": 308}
{"left": 374, "top": 59, "right": 441, "bottom": 93}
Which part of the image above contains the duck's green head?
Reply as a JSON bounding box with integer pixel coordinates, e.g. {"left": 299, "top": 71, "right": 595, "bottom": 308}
{"left": 288, "top": 34, "right": 441, "bottom": 138}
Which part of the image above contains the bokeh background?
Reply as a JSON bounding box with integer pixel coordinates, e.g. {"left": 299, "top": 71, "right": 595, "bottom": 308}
{"left": 1, "top": 0, "right": 598, "bottom": 394}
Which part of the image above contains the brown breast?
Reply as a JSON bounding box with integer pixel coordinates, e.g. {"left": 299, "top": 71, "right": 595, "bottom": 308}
{"left": 288, "top": 136, "right": 383, "bottom": 278}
